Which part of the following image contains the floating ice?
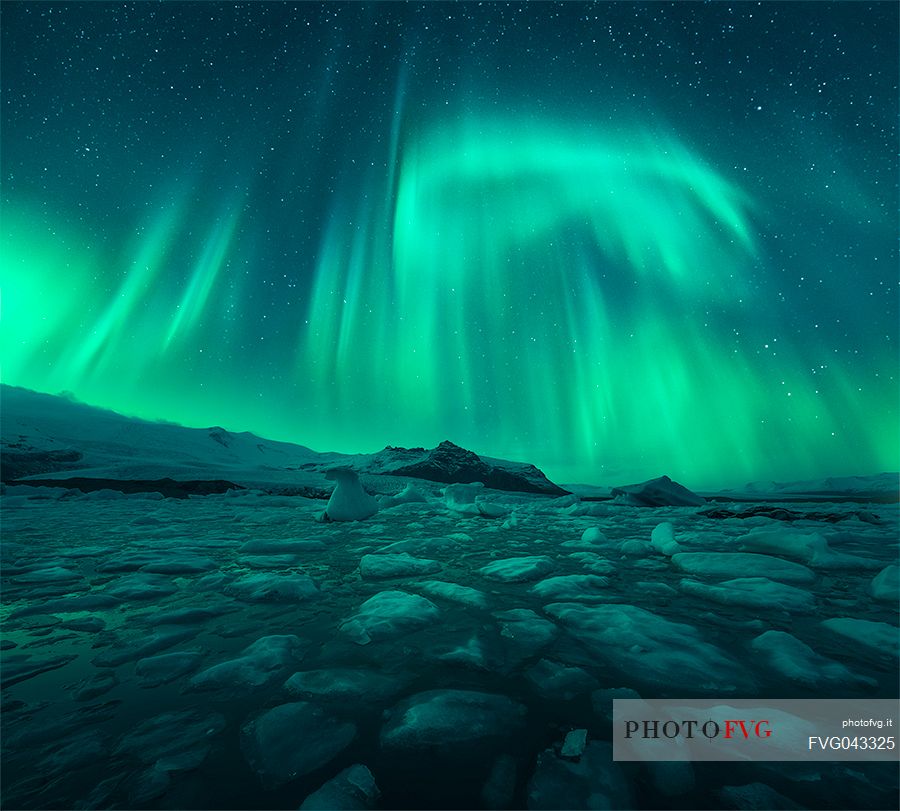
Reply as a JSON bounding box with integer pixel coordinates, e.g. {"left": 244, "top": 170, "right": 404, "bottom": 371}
{"left": 525, "top": 659, "right": 598, "bottom": 700}
{"left": 870, "top": 564, "right": 899, "bottom": 603}
{"left": 224, "top": 572, "right": 318, "bottom": 602}
{"left": 650, "top": 522, "right": 682, "bottom": 556}
{"left": 496, "top": 608, "right": 559, "bottom": 662}
{"left": 479, "top": 555, "right": 556, "bottom": 583}
{"left": 378, "top": 484, "right": 429, "bottom": 508}
{"left": 104, "top": 572, "right": 179, "bottom": 601}
{"left": 679, "top": 577, "right": 816, "bottom": 613}
{"left": 560, "top": 729, "right": 588, "bottom": 759}
{"left": 545, "top": 602, "right": 751, "bottom": 692}
{"left": 737, "top": 527, "right": 881, "bottom": 570}
{"left": 526, "top": 742, "right": 633, "bottom": 810}
{"left": 300, "top": 764, "right": 380, "bottom": 810}
{"left": 284, "top": 668, "right": 404, "bottom": 703}
{"left": 321, "top": 467, "right": 378, "bottom": 522}
{"left": 239, "top": 538, "right": 326, "bottom": 554}
{"left": 821, "top": 618, "right": 900, "bottom": 659}
{"left": 340, "top": 590, "right": 440, "bottom": 644}
{"left": 413, "top": 580, "right": 490, "bottom": 608}
{"left": 671, "top": 552, "right": 815, "bottom": 584}
{"left": 619, "top": 539, "right": 653, "bottom": 557}
{"left": 71, "top": 670, "right": 119, "bottom": 701}
{"left": 359, "top": 552, "right": 442, "bottom": 579}
{"left": 92, "top": 628, "right": 195, "bottom": 668}
{"left": 530, "top": 574, "right": 610, "bottom": 602}
{"left": 114, "top": 709, "right": 226, "bottom": 765}
{"left": 380, "top": 689, "right": 526, "bottom": 753}
{"left": 1, "top": 653, "right": 77, "bottom": 688}
{"left": 580, "top": 527, "right": 607, "bottom": 544}
{"left": 750, "top": 630, "right": 876, "bottom": 688}
{"left": 135, "top": 651, "right": 204, "bottom": 687}
{"left": 240, "top": 702, "right": 356, "bottom": 789}
{"left": 190, "top": 634, "right": 305, "bottom": 692}
{"left": 444, "top": 482, "right": 509, "bottom": 517}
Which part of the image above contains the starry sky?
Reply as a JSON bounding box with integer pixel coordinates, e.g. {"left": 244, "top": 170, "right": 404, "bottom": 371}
{"left": 2, "top": 2, "right": 897, "bottom": 488}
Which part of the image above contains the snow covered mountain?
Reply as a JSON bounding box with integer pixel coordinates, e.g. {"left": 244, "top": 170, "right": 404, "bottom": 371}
{"left": 0, "top": 386, "right": 567, "bottom": 496}
{"left": 367, "top": 440, "right": 568, "bottom": 495}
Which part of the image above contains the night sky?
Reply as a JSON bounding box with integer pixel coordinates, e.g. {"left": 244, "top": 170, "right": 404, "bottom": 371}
{"left": 2, "top": 1, "right": 897, "bottom": 488}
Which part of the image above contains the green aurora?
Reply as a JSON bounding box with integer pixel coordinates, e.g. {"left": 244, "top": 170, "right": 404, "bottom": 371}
{"left": 2, "top": 2, "right": 897, "bottom": 488}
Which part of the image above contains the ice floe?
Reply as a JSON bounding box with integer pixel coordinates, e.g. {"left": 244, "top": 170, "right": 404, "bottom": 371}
{"left": 670, "top": 552, "right": 815, "bottom": 584}
{"left": 340, "top": 590, "right": 440, "bottom": 644}
{"left": 750, "top": 630, "right": 876, "bottom": 688}
{"left": 241, "top": 702, "right": 356, "bottom": 788}
{"left": 545, "top": 602, "right": 751, "bottom": 692}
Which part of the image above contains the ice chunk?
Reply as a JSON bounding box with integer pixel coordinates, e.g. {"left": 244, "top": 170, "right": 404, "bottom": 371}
{"left": 114, "top": 709, "right": 226, "bottom": 764}
{"left": 359, "top": 552, "right": 442, "bottom": 579}
{"left": 444, "top": 482, "right": 485, "bottom": 510}
{"left": 821, "top": 618, "right": 900, "bottom": 659}
{"left": 479, "top": 556, "right": 556, "bottom": 583}
{"left": 321, "top": 467, "right": 378, "bottom": 522}
{"left": 530, "top": 574, "right": 610, "bottom": 602}
{"left": 737, "top": 527, "right": 881, "bottom": 570}
{"left": 1, "top": 653, "right": 77, "bottom": 687}
{"left": 239, "top": 538, "right": 326, "bottom": 554}
{"left": 11, "top": 565, "right": 82, "bottom": 584}
{"left": 380, "top": 689, "right": 526, "bottom": 753}
{"left": 300, "top": 764, "right": 380, "bottom": 810}
{"left": 241, "top": 702, "right": 356, "bottom": 789}
{"left": 545, "top": 602, "right": 751, "bottom": 692}
{"left": 611, "top": 475, "right": 704, "bottom": 507}
{"left": 560, "top": 728, "right": 588, "bottom": 758}
{"left": 135, "top": 651, "right": 204, "bottom": 687}
{"left": 671, "top": 552, "right": 815, "bottom": 584}
{"left": 444, "top": 482, "right": 509, "bottom": 517}
{"left": 224, "top": 572, "right": 318, "bottom": 602}
{"left": 284, "top": 668, "right": 404, "bottom": 703}
{"left": 619, "top": 539, "right": 653, "bottom": 557}
{"left": 870, "top": 565, "right": 899, "bottom": 602}
{"left": 566, "top": 551, "right": 615, "bottom": 575}
{"left": 140, "top": 554, "right": 218, "bottom": 574}
{"left": 678, "top": 577, "right": 815, "bottom": 613}
{"left": 104, "top": 572, "right": 178, "bottom": 600}
{"left": 591, "top": 687, "right": 641, "bottom": 722}
{"left": 72, "top": 670, "right": 118, "bottom": 701}
{"left": 750, "top": 631, "right": 876, "bottom": 688}
{"left": 526, "top": 742, "right": 632, "bottom": 809}
{"left": 432, "top": 634, "right": 491, "bottom": 670}
{"left": 378, "top": 484, "right": 429, "bottom": 508}
{"left": 525, "top": 659, "right": 598, "bottom": 700}
{"left": 650, "top": 522, "right": 682, "bottom": 556}
{"left": 190, "top": 634, "right": 305, "bottom": 692}
{"left": 92, "top": 628, "right": 195, "bottom": 667}
{"left": 580, "top": 527, "right": 607, "bottom": 543}
{"left": 495, "top": 609, "right": 559, "bottom": 659}
{"left": 414, "top": 580, "right": 490, "bottom": 609}
{"left": 340, "top": 590, "right": 440, "bottom": 643}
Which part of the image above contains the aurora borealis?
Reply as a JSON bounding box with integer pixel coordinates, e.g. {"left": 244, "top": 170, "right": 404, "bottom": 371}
{"left": 2, "top": 2, "right": 897, "bottom": 487}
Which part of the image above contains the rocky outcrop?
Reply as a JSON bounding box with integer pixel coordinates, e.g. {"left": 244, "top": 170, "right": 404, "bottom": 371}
{"left": 610, "top": 475, "right": 704, "bottom": 507}
{"left": 371, "top": 441, "right": 568, "bottom": 496}
{"left": 10, "top": 477, "right": 243, "bottom": 499}
{"left": 1, "top": 446, "right": 84, "bottom": 482}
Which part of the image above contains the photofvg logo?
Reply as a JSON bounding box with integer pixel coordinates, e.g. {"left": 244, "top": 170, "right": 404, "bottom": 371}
{"left": 613, "top": 699, "right": 899, "bottom": 762}
{"left": 624, "top": 717, "right": 772, "bottom": 741}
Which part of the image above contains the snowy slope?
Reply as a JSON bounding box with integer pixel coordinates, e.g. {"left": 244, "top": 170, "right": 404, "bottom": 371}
{"left": 0, "top": 386, "right": 566, "bottom": 495}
